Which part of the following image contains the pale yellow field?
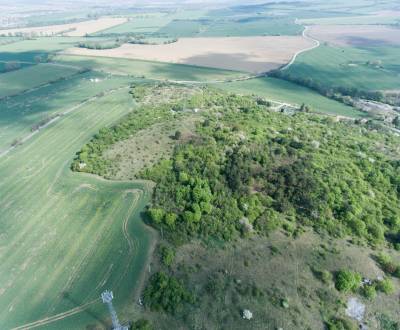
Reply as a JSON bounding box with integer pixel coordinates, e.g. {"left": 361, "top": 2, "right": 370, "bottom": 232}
{"left": 0, "top": 17, "right": 127, "bottom": 37}
{"left": 308, "top": 24, "right": 400, "bottom": 46}
{"left": 64, "top": 36, "right": 315, "bottom": 73}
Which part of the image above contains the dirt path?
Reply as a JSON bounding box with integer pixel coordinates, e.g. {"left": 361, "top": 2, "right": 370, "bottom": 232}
{"left": 280, "top": 24, "right": 320, "bottom": 71}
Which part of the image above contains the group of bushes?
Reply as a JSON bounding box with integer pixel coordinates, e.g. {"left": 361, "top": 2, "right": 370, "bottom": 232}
{"left": 72, "top": 85, "right": 400, "bottom": 246}
{"left": 143, "top": 272, "right": 195, "bottom": 314}
{"left": 140, "top": 90, "right": 400, "bottom": 245}
{"left": 334, "top": 269, "right": 394, "bottom": 299}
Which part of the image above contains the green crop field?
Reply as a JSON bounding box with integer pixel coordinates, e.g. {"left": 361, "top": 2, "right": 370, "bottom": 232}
{"left": 199, "top": 17, "right": 302, "bottom": 37}
{"left": 0, "top": 63, "right": 81, "bottom": 99}
{"left": 0, "top": 71, "right": 131, "bottom": 152}
{"left": 95, "top": 16, "right": 172, "bottom": 35}
{"left": 282, "top": 45, "right": 400, "bottom": 92}
{"left": 0, "top": 86, "right": 156, "bottom": 330}
{"left": 54, "top": 54, "right": 245, "bottom": 81}
{"left": 218, "top": 77, "right": 366, "bottom": 118}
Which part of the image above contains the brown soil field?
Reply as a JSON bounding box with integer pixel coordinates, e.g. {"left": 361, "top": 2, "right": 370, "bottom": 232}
{"left": 308, "top": 24, "right": 400, "bottom": 47}
{"left": 0, "top": 17, "right": 127, "bottom": 37}
{"left": 64, "top": 36, "right": 315, "bottom": 74}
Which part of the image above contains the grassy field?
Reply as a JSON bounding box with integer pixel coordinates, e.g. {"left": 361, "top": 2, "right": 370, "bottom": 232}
{"left": 199, "top": 17, "right": 302, "bottom": 37}
{"left": 54, "top": 54, "right": 245, "bottom": 81}
{"left": 96, "top": 16, "right": 172, "bottom": 35}
{"left": 282, "top": 45, "right": 400, "bottom": 92}
{"left": 0, "top": 71, "right": 131, "bottom": 152}
{"left": 217, "top": 77, "right": 366, "bottom": 118}
{"left": 0, "top": 63, "right": 82, "bottom": 99}
{"left": 0, "top": 86, "right": 156, "bottom": 330}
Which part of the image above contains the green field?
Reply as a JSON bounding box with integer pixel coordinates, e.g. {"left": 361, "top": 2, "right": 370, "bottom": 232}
{"left": 217, "top": 77, "right": 366, "bottom": 118}
{"left": 0, "top": 86, "right": 155, "bottom": 329}
{"left": 96, "top": 16, "right": 173, "bottom": 35}
{"left": 282, "top": 44, "right": 400, "bottom": 92}
{"left": 0, "top": 63, "right": 81, "bottom": 99}
{"left": 54, "top": 54, "right": 245, "bottom": 81}
{"left": 0, "top": 71, "right": 131, "bottom": 152}
{"left": 199, "top": 17, "right": 302, "bottom": 37}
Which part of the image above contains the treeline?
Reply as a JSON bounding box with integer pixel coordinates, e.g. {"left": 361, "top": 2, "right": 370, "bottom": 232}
{"left": 77, "top": 37, "right": 178, "bottom": 50}
{"left": 271, "top": 70, "right": 385, "bottom": 102}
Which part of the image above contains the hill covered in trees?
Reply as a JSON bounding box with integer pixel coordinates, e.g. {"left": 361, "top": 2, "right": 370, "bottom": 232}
{"left": 72, "top": 84, "right": 400, "bottom": 329}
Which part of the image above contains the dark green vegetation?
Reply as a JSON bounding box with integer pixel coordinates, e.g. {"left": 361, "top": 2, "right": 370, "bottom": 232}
{"left": 135, "top": 89, "right": 400, "bottom": 246}
{"left": 143, "top": 272, "right": 195, "bottom": 314}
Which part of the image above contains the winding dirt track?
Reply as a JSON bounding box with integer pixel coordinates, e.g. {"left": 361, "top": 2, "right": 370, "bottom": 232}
{"left": 280, "top": 26, "right": 320, "bottom": 71}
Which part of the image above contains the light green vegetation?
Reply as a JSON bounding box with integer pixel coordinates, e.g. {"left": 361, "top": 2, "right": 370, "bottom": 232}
{"left": 0, "top": 71, "right": 131, "bottom": 152}
{"left": 282, "top": 45, "right": 400, "bottom": 92}
{"left": 54, "top": 54, "right": 245, "bottom": 81}
{"left": 0, "top": 63, "right": 82, "bottom": 99}
{"left": 0, "top": 86, "right": 155, "bottom": 329}
{"left": 217, "top": 77, "right": 366, "bottom": 118}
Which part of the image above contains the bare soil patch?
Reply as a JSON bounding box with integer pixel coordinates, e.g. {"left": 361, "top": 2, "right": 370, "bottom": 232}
{"left": 308, "top": 25, "right": 400, "bottom": 47}
{"left": 64, "top": 36, "right": 314, "bottom": 73}
{"left": 0, "top": 17, "right": 127, "bottom": 37}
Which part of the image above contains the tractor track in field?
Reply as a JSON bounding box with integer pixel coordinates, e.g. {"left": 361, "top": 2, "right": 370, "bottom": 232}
{"left": 10, "top": 299, "right": 100, "bottom": 330}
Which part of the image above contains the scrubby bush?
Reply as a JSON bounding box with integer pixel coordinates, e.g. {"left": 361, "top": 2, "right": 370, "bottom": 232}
{"left": 361, "top": 284, "right": 377, "bottom": 299}
{"left": 132, "top": 319, "right": 153, "bottom": 330}
{"left": 326, "top": 317, "right": 358, "bottom": 330}
{"left": 143, "top": 272, "right": 194, "bottom": 314}
{"left": 376, "top": 254, "right": 400, "bottom": 277}
{"left": 160, "top": 245, "right": 175, "bottom": 267}
{"left": 335, "top": 270, "right": 362, "bottom": 293}
{"left": 376, "top": 278, "right": 395, "bottom": 294}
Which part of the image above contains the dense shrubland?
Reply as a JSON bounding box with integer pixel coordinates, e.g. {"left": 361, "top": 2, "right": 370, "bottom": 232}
{"left": 73, "top": 85, "right": 400, "bottom": 247}
{"left": 141, "top": 91, "right": 400, "bottom": 247}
